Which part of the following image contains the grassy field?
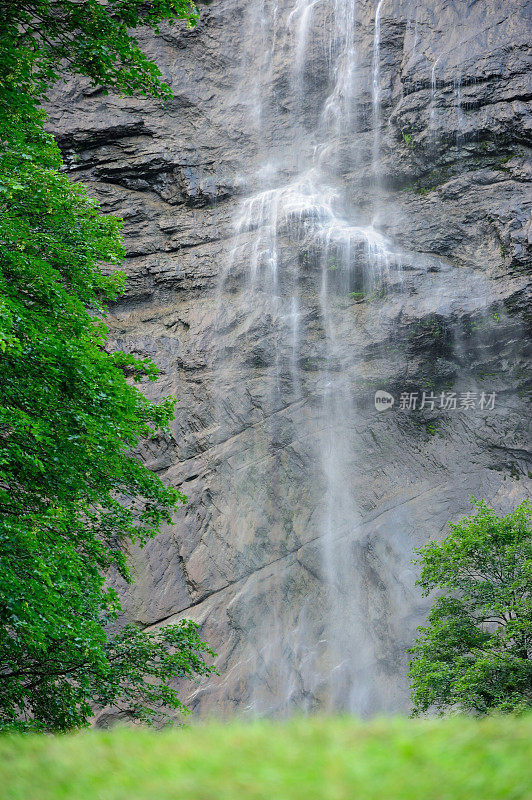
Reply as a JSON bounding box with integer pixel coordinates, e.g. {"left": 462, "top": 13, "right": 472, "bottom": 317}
{"left": 1, "top": 716, "right": 531, "bottom": 800}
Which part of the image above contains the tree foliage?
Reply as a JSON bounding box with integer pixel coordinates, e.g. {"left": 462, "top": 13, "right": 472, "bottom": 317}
{"left": 2, "top": 0, "right": 198, "bottom": 97}
{"left": 409, "top": 499, "right": 532, "bottom": 716}
{"left": 0, "top": 1, "right": 216, "bottom": 732}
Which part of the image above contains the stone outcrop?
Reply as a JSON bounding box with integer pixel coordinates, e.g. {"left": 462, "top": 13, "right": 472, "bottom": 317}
{"left": 47, "top": 0, "right": 531, "bottom": 718}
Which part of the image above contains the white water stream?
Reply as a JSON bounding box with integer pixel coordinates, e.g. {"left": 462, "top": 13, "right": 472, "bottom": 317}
{"left": 213, "top": 0, "right": 404, "bottom": 715}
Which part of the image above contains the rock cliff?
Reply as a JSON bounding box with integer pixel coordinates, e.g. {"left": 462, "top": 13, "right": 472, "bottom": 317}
{"left": 47, "top": 0, "right": 531, "bottom": 717}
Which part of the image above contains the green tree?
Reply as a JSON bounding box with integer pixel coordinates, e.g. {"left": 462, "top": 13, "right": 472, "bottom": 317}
{"left": 2, "top": 0, "right": 198, "bottom": 97}
{"left": 0, "top": 2, "right": 216, "bottom": 732}
{"left": 409, "top": 499, "right": 532, "bottom": 716}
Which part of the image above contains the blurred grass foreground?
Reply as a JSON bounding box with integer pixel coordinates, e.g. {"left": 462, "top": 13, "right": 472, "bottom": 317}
{"left": 2, "top": 716, "right": 531, "bottom": 800}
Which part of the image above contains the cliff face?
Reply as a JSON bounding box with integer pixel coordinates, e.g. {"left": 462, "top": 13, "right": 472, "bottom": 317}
{"left": 48, "top": 0, "right": 531, "bottom": 717}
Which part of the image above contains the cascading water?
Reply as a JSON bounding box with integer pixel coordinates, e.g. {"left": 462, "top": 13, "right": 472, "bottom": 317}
{"left": 211, "top": 0, "right": 406, "bottom": 715}
{"left": 372, "top": 0, "right": 384, "bottom": 198}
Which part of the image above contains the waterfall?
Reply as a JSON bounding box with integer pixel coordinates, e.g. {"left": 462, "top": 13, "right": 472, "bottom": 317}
{"left": 372, "top": 0, "right": 384, "bottom": 196}
{"left": 212, "top": 0, "right": 402, "bottom": 716}
{"left": 429, "top": 57, "right": 441, "bottom": 136}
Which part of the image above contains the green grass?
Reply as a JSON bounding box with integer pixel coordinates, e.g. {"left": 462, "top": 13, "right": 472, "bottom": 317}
{"left": 1, "top": 716, "right": 531, "bottom": 800}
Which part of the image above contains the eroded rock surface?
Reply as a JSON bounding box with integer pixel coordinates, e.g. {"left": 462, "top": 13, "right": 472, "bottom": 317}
{"left": 47, "top": 0, "right": 530, "bottom": 717}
